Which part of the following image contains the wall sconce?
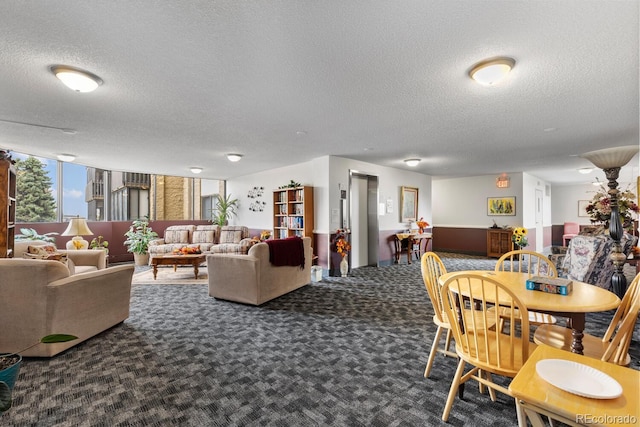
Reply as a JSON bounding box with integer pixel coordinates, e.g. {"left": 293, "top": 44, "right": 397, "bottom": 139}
{"left": 496, "top": 175, "right": 510, "bottom": 188}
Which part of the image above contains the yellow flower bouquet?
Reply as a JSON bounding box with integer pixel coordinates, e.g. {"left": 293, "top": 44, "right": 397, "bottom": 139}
{"left": 511, "top": 227, "right": 528, "bottom": 248}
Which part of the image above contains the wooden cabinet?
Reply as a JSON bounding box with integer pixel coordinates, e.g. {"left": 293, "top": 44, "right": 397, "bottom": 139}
{"left": 0, "top": 156, "right": 17, "bottom": 258}
{"left": 487, "top": 229, "right": 513, "bottom": 258}
{"left": 273, "top": 186, "right": 314, "bottom": 244}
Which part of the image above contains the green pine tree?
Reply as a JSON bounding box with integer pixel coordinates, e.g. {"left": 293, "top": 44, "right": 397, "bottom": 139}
{"left": 15, "top": 156, "right": 56, "bottom": 222}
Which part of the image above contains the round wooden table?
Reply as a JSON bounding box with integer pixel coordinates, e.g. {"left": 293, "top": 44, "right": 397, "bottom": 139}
{"left": 438, "top": 270, "right": 621, "bottom": 355}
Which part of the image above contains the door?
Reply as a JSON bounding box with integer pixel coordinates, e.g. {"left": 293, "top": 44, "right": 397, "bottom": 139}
{"left": 349, "top": 172, "right": 379, "bottom": 268}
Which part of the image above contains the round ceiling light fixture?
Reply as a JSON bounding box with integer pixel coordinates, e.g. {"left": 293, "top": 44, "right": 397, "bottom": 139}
{"left": 57, "top": 154, "right": 76, "bottom": 162}
{"left": 51, "top": 65, "right": 103, "bottom": 92}
{"left": 578, "top": 167, "right": 593, "bottom": 174}
{"left": 190, "top": 167, "right": 203, "bottom": 174}
{"left": 468, "top": 57, "right": 515, "bottom": 86}
{"left": 404, "top": 158, "right": 421, "bottom": 167}
{"left": 226, "top": 153, "right": 243, "bottom": 162}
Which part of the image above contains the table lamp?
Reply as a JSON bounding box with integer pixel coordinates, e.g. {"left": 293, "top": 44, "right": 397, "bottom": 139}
{"left": 580, "top": 145, "right": 639, "bottom": 298}
{"left": 62, "top": 217, "right": 94, "bottom": 250}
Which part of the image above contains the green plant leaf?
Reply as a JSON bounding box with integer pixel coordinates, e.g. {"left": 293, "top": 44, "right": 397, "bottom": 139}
{"left": 40, "top": 334, "right": 77, "bottom": 344}
{"left": 0, "top": 381, "right": 11, "bottom": 413}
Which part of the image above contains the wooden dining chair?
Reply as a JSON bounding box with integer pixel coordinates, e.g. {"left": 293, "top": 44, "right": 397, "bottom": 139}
{"left": 440, "top": 273, "right": 536, "bottom": 422}
{"left": 534, "top": 272, "right": 640, "bottom": 366}
{"left": 494, "top": 250, "right": 558, "bottom": 326}
{"left": 420, "top": 252, "right": 456, "bottom": 378}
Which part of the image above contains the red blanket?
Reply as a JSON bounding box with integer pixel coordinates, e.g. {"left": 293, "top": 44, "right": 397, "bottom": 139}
{"left": 265, "top": 237, "right": 305, "bottom": 268}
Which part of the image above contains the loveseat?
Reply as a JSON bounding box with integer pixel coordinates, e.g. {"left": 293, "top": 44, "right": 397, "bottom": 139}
{"left": 0, "top": 258, "right": 134, "bottom": 357}
{"left": 148, "top": 225, "right": 254, "bottom": 256}
{"left": 207, "top": 236, "right": 312, "bottom": 305}
{"left": 14, "top": 240, "right": 107, "bottom": 274}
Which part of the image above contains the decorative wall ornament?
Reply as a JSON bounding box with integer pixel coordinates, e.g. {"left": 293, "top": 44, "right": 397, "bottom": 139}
{"left": 249, "top": 201, "right": 266, "bottom": 212}
{"left": 247, "top": 186, "right": 264, "bottom": 198}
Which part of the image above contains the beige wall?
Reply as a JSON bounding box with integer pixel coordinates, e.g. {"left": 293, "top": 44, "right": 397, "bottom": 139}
{"left": 152, "top": 176, "right": 201, "bottom": 220}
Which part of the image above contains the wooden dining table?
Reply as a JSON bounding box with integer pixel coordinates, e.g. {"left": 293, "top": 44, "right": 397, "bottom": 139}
{"left": 394, "top": 232, "right": 432, "bottom": 264}
{"left": 509, "top": 345, "right": 639, "bottom": 426}
{"left": 438, "top": 270, "right": 621, "bottom": 355}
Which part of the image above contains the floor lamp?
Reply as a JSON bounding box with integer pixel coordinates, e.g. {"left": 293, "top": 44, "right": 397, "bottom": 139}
{"left": 580, "top": 145, "right": 639, "bottom": 298}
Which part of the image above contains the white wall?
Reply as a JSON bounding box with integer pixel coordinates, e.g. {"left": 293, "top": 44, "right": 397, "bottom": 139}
{"left": 327, "top": 156, "right": 432, "bottom": 232}
{"left": 227, "top": 155, "right": 432, "bottom": 234}
{"left": 551, "top": 178, "right": 637, "bottom": 226}
{"left": 433, "top": 174, "right": 524, "bottom": 228}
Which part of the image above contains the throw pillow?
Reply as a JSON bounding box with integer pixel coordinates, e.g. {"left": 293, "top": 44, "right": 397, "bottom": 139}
{"left": 164, "top": 229, "right": 189, "bottom": 244}
{"left": 27, "top": 244, "right": 58, "bottom": 255}
{"left": 192, "top": 230, "right": 215, "bottom": 244}
{"left": 219, "top": 229, "right": 243, "bottom": 244}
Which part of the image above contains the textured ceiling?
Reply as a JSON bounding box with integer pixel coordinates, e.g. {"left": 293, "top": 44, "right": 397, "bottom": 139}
{"left": 0, "top": 1, "right": 638, "bottom": 185}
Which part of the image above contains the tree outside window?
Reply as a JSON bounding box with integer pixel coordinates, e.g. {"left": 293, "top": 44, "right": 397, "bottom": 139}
{"left": 15, "top": 156, "right": 56, "bottom": 222}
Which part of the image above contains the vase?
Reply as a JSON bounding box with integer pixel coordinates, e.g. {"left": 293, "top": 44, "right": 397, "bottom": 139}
{"left": 340, "top": 256, "right": 348, "bottom": 277}
{"left": 419, "top": 227, "right": 424, "bottom": 234}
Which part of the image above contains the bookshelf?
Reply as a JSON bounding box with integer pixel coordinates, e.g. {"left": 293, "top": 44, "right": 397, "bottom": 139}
{"left": 0, "top": 156, "right": 16, "bottom": 258}
{"left": 272, "top": 186, "right": 314, "bottom": 244}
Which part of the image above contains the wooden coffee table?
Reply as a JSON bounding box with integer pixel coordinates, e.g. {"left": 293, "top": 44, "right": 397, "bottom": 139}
{"left": 150, "top": 253, "right": 206, "bottom": 280}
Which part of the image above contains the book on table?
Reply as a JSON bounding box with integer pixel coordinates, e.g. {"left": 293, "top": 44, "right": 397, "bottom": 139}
{"left": 525, "top": 276, "right": 573, "bottom": 295}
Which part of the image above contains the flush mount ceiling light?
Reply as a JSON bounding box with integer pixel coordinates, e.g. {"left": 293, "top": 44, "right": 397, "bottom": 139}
{"left": 404, "top": 158, "right": 420, "bottom": 167}
{"left": 226, "top": 154, "right": 243, "bottom": 162}
{"left": 50, "top": 65, "right": 103, "bottom": 92}
{"left": 468, "top": 57, "right": 516, "bottom": 86}
{"left": 578, "top": 167, "right": 593, "bottom": 174}
{"left": 190, "top": 167, "right": 203, "bottom": 174}
{"left": 57, "top": 154, "right": 76, "bottom": 162}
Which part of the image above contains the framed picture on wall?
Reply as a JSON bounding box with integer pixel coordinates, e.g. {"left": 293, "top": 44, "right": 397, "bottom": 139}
{"left": 487, "top": 196, "right": 516, "bottom": 216}
{"left": 578, "top": 200, "right": 590, "bottom": 217}
{"left": 401, "top": 186, "right": 418, "bottom": 222}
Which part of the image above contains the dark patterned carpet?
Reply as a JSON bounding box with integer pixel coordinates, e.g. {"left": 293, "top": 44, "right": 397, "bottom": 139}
{"left": 3, "top": 253, "right": 638, "bottom": 426}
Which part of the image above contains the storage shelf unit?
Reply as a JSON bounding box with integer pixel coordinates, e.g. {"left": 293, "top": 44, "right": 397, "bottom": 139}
{"left": 486, "top": 228, "right": 513, "bottom": 258}
{"left": 0, "top": 156, "right": 17, "bottom": 258}
{"left": 272, "top": 186, "right": 314, "bottom": 244}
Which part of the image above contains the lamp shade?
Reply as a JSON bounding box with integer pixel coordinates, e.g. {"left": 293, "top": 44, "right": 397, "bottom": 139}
{"left": 580, "top": 145, "right": 639, "bottom": 169}
{"left": 61, "top": 218, "right": 93, "bottom": 236}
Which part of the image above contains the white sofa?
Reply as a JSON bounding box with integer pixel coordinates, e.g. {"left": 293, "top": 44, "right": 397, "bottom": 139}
{"left": 207, "top": 236, "right": 312, "bottom": 305}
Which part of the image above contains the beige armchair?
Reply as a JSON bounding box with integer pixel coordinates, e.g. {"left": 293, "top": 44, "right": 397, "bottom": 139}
{"left": 14, "top": 240, "right": 106, "bottom": 273}
{"left": 207, "top": 236, "right": 312, "bottom": 305}
{"left": 0, "top": 258, "right": 134, "bottom": 357}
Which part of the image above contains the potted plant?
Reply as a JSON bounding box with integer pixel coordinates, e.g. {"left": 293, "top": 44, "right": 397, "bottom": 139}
{"left": 0, "top": 334, "right": 76, "bottom": 413}
{"left": 123, "top": 218, "right": 158, "bottom": 266}
{"left": 211, "top": 194, "right": 239, "bottom": 226}
{"left": 89, "top": 235, "right": 109, "bottom": 254}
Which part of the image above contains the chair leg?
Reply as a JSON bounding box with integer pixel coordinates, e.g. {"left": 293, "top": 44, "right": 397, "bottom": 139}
{"left": 485, "top": 372, "right": 497, "bottom": 401}
{"left": 424, "top": 326, "right": 444, "bottom": 378}
{"left": 442, "top": 359, "right": 466, "bottom": 422}
{"left": 444, "top": 329, "right": 453, "bottom": 353}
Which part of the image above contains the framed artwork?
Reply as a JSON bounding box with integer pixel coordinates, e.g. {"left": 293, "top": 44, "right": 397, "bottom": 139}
{"left": 401, "top": 186, "right": 418, "bottom": 222}
{"left": 578, "top": 200, "right": 590, "bottom": 217}
{"left": 487, "top": 196, "right": 516, "bottom": 216}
